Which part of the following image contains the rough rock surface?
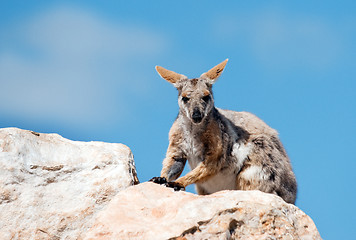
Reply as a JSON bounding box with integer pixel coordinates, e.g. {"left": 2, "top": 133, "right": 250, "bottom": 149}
{"left": 0, "top": 128, "right": 138, "bottom": 240}
{"left": 85, "top": 182, "right": 321, "bottom": 240}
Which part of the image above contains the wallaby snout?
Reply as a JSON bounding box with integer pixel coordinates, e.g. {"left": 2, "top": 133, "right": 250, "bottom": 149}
{"left": 192, "top": 107, "right": 203, "bottom": 123}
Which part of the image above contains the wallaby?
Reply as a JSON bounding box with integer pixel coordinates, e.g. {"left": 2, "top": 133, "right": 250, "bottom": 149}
{"left": 150, "top": 59, "right": 297, "bottom": 204}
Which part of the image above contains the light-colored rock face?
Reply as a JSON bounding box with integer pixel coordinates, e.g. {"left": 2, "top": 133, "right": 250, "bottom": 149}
{"left": 85, "top": 182, "right": 321, "bottom": 240}
{"left": 0, "top": 128, "right": 138, "bottom": 240}
{"left": 0, "top": 127, "right": 321, "bottom": 240}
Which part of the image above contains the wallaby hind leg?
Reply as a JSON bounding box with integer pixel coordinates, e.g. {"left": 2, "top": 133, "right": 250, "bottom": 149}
{"left": 236, "top": 164, "right": 296, "bottom": 204}
{"left": 236, "top": 165, "right": 276, "bottom": 192}
{"left": 195, "top": 185, "right": 209, "bottom": 195}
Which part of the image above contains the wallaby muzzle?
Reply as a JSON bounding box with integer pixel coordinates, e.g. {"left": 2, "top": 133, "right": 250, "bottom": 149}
{"left": 192, "top": 108, "right": 203, "bottom": 123}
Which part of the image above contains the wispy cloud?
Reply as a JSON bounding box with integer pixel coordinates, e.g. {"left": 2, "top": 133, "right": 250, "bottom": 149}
{"left": 213, "top": 8, "right": 345, "bottom": 73}
{"left": 0, "top": 6, "right": 167, "bottom": 127}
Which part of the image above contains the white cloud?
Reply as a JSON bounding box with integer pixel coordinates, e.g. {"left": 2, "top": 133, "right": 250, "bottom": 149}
{"left": 0, "top": 6, "right": 167, "bottom": 127}
{"left": 213, "top": 8, "right": 344, "bottom": 72}
{"left": 23, "top": 7, "right": 164, "bottom": 61}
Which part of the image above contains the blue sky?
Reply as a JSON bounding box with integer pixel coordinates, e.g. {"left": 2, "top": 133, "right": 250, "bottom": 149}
{"left": 1, "top": 1, "right": 355, "bottom": 238}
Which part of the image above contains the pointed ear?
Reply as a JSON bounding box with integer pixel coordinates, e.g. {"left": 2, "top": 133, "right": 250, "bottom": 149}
{"left": 155, "top": 66, "right": 187, "bottom": 86}
{"left": 200, "top": 59, "right": 228, "bottom": 84}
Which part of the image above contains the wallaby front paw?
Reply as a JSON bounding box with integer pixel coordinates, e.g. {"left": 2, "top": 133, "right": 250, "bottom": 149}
{"left": 149, "top": 177, "right": 185, "bottom": 191}
{"left": 149, "top": 176, "right": 168, "bottom": 185}
{"left": 164, "top": 182, "right": 185, "bottom": 191}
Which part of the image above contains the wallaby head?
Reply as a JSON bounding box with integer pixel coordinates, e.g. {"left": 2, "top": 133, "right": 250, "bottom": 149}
{"left": 156, "top": 59, "right": 228, "bottom": 124}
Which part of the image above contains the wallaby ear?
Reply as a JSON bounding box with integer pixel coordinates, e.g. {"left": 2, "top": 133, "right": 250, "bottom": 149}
{"left": 155, "top": 66, "right": 187, "bottom": 86}
{"left": 200, "top": 59, "right": 228, "bottom": 84}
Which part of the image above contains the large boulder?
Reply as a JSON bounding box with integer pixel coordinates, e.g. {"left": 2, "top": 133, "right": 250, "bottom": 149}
{"left": 0, "top": 128, "right": 138, "bottom": 239}
{"left": 85, "top": 182, "right": 321, "bottom": 240}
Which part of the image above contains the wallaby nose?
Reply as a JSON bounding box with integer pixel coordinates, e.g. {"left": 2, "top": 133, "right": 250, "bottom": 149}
{"left": 192, "top": 108, "right": 203, "bottom": 123}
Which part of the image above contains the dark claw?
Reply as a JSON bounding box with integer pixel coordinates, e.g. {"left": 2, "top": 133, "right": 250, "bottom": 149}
{"left": 149, "top": 177, "right": 168, "bottom": 185}
{"left": 149, "top": 177, "right": 185, "bottom": 191}
{"left": 164, "top": 182, "right": 185, "bottom": 191}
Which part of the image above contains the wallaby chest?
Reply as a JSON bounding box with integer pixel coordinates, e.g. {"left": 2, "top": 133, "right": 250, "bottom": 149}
{"left": 181, "top": 128, "right": 205, "bottom": 170}
{"left": 182, "top": 135, "right": 238, "bottom": 195}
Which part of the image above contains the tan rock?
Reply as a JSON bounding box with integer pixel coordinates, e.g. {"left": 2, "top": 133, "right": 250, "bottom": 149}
{"left": 85, "top": 182, "right": 321, "bottom": 240}
{"left": 0, "top": 127, "right": 138, "bottom": 240}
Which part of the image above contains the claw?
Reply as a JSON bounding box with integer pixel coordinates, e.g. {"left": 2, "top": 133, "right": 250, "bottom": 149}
{"left": 149, "top": 177, "right": 167, "bottom": 185}
{"left": 149, "top": 177, "right": 185, "bottom": 191}
{"left": 164, "top": 182, "right": 185, "bottom": 191}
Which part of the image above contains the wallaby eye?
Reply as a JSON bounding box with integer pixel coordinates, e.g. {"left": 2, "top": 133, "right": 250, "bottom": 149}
{"left": 202, "top": 95, "right": 211, "bottom": 102}
{"left": 182, "top": 96, "right": 190, "bottom": 103}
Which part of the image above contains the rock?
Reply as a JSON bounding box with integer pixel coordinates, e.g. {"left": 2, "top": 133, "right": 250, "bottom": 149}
{"left": 0, "top": 127, "right": 139, "bottom": 240}
{"left": 85, "top": 182, "right": 321, "bottom": 240}
{"left": 0, "top": 127, "right": 321, "bottom": 240}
